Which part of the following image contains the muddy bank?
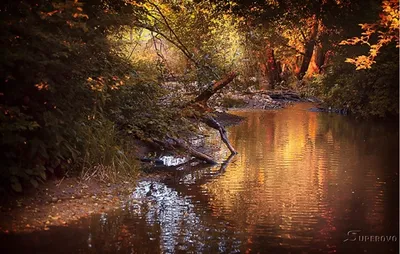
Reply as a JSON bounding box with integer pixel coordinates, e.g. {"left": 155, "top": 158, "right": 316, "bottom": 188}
{"left": 0, "top": 110, "right": 245, "bottom": 235}
{"left": 0, "top": 176, "right": 137, "bottom": 233}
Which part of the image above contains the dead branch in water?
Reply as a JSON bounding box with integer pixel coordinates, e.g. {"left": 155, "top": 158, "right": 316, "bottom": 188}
{"left": 144, "top": 72, "right": 240, "bottom": 165}
{"left": 189, "top": 71, "right": 239, "bottom": 158}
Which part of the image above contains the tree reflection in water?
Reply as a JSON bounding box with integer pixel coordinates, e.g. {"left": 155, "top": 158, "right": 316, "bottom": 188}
{"left": 1, "top": 103, "right": 398, "bottom": 254}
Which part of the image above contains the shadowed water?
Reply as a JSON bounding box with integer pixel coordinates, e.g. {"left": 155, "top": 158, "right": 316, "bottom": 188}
{"left": 1, "top": 103, "right": 398, "bottom": 253}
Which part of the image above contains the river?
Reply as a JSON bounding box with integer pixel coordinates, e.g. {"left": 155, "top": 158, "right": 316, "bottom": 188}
{"left": 2, "top": 103, "right": 399, "bottom": 253}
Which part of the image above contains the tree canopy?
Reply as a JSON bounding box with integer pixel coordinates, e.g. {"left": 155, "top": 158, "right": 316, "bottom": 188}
{"left": 1, "top": 0, "right": 398, "bottom": 191}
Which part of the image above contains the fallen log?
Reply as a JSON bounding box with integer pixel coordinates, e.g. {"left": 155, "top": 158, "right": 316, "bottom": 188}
{"left": 152, "top": 137, "right": 218, "bottom": 165}
{"left": 169, "top": 137, "right": 218, "bottom": 164}
{"left": 145, "top": 72, "right": 239, "bottom": 165}
{"left": 204, "top": 116, "right": 237, "bottom": 154}
{"left": 187, "top": 71, "right": 239, "bottom": 158}
{"left": 193, "top": 71, "right": 239, "bottom": 108}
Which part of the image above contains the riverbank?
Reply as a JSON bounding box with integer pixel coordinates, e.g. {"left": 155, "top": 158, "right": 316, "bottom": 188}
{"left": 0, "top": 93, "right": 305, "bottom": 234}
{"left": 0, "top": 176, "right": 137, "bottom": 233}
{"left": 1, "top": 104, "right": 397, "bottom": 254}
{"left": 0, "top": 117, "right": 244, "bottom": 234}
{"left": 209, "top": 88, "right": 315, "bottom": 110}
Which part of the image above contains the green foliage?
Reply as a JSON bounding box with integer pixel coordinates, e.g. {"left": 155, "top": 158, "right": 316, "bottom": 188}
{"left": 315, "top": 43, "right": 399, "bottom": 118}
{"left": 1, "top": 0, "right": 398, "bottom": 192}
{"left": 107, "top": 80, "right": 197, "bottom": 141}
{"left": 78, "top": 115, "right": 139, "bottom": 182}
{"left": 0, "top": 0, "right": 192, "bottom": 191}
{"left": 0, "top": 1, "right": 104, "bottom": 190}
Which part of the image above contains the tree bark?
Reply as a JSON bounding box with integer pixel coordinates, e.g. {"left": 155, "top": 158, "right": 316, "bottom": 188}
{"left": 265, "top": 48, "right": 281, "bottom": 88}
{"left": 189, "top": 72, "right": 239, "bottom": 157}
{"left": 257, "top": 47, "right": 280, "bottom": 90}
{"left": 296, "top": 16, "right": 320, "bottom": 80}
{"left": 151, "top": 138, "right": 218, "bottom": 164}
{"left": 169, "top": 138, "right": 218, "bottom": 164}
{"left": 305, "top": 42, "right": 323, "bottom": 78}
{"left": 204, "top": 116, "right": 237, "bottom": 154}
{"left": 320, "top": 50, "right": 334, "bottom": 73}
{"left": 193, "top": 71, "right": 239, "bottom": 106}
{"left": 305, "top": 17, "right": 325, "bottom": 78}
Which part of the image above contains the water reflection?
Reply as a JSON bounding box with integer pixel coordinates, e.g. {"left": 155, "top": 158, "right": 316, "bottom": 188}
{"left": 0, "top": 103, "right": 398, "bottom": 254}
{"left": 203, "top": 103, "right": 398, "bottom": 253}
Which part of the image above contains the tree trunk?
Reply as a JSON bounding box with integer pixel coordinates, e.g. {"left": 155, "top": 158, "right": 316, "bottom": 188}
{"left": 320, "top": 50, "right": 334, "bottom": 73}
{"left": 151, "top": 138, "right": 218, "bottom": 164}
{"left": 257, "top": 47, "right": 281, "bottom": 90}
{"left": 297, "top": 42, "right": 315, "bottom": 80}
{"left": 169, "top": 138, "right": 218, "bottom": 164}
{"left": 148, "top": 71, "right": 239, "bottom": 165}
{"left": 190, "top": 72, "right": 239, "bottom": 157}
{"left": 305, "top": 17, "right": 325, "bottom": 78}
{"left": 265, "top": 48, "right": 281, "bottom": 88}
{"left": 297, "top": 16, "right": 320, "bottom": 80}
{"left": 193, "top": 71, "right": 239, "bottom": 107}
{"left": 204, "top": 116, "right": 237, "bottom": 154}
{"left": 294, "top": 55, "right": 302, "bottom": 78}
{"left": 305, "top": 42, "right": 323, "bottom": 78}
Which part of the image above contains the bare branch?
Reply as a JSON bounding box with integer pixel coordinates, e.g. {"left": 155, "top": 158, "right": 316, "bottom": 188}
{"left": 142, "top": 0, "right": 221, "bottom": 79}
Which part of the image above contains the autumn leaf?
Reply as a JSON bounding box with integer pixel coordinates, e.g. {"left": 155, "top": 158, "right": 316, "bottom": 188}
{"left": 341, "top": 0, "right": 399, "bottom": 70}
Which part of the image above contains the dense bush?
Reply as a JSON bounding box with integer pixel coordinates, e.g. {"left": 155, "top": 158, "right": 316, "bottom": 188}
{"left": 311, "top": 44, "right": 399, "bottom": 118}
{"left": 0, "top": 1, "right": 192, "bottom": 192}
{"left": 1, "top": 0, "right": 398, "bottom": 193}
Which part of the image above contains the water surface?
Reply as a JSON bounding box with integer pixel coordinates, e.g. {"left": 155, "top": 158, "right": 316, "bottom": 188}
{"left": 1, "top": 103, "right": 398, "bottom": 253}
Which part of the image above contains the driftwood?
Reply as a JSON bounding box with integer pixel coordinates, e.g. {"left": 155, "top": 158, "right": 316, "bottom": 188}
{"left": 145, "top": 72, "right": 239, "bottom": 165}
{"left": 163, "top": 114, "right": 238, "bottom": 165}
{"left": 203, "top": 116, "right": 237, "bottom": 154}
{"left": 151, "top": 137, "right": 217, "bottom": 165}
{"left": 191, "top": 72, "right": 239, "bottom": 158}
{"left": 150, "top": 113, "right": 238, "bottom": 165}
{"left": 168, "top": 137, "right": 217, "bottom": 164}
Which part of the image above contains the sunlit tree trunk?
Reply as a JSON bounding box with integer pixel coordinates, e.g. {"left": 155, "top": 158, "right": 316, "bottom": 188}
{"left": 320, "top": 50, "right": 334, "bottom": 73}
{"left": 294, "top": 55, "right": 302, "bottom": 78}
{"left": 280, "top": 62, "right": 291, "bottom": 81}
{"left": 305, "top": 17, "right": 325, "bottom": 78}
{"left": 297, "top": 15, "right": 320, "bottom": 80}
{"left": 193, "top": 71, "right": 239, "bottom": 107}
{"left": 305, "top": 42, "right": 324, "bottom": 78}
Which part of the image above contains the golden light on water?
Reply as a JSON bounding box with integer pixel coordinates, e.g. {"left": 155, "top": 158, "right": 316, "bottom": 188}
{"left": 202, "top": 104, "right": 397, "bottom": 248}
{"left": 2, "top": 104, "right": 397, "bottom": 253}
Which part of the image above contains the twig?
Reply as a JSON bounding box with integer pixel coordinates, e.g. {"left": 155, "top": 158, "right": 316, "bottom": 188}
{"left": 56, "top": 176, "right": 65, "bottom": 187}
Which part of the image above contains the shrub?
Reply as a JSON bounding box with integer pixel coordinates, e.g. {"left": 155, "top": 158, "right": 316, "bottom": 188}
{"left": 315, "top": 43, "right": 399, "bottom": 118}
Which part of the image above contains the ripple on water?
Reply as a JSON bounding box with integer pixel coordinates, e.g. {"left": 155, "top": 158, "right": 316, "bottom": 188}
{"left": 0, "top": 104, "right": 397, "bottom": 254}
